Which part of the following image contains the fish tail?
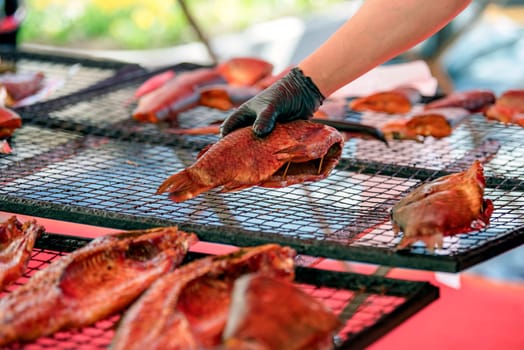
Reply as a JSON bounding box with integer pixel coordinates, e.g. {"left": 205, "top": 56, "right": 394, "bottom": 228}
{"left": 156, "top": 170, "right": 210, "bottom": 203}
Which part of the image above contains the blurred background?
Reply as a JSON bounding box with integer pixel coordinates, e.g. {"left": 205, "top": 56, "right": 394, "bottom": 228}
{"left": 3, "top": 0, "right": 524, "bottom": 282}
{"left": 6, "top": 0, "right": 522, "bottom": 94}
{"left": 19, "top": 0, "right": 339, "bottom": 50}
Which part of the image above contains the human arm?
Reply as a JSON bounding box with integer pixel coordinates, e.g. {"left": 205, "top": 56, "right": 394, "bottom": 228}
{"left": 299, "top": 0, "right": 471, "bottom": 97}
{"left": 221, "top": 0, "right": 472, "bottom": 137}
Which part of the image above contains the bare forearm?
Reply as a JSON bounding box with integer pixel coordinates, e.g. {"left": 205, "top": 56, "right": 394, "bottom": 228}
{"left": 298, "top": 0, "right": 471, "bottom": 97}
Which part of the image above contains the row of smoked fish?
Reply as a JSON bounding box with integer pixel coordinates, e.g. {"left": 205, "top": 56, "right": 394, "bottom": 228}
{"left": 0, "top": 56, "right": 508, "bottom": 250}
{"left": 125, "top": 57, "right": 499, "bottom": 250}
{"left": 0, "top": 57, "right": 513, "bottom": 348}
{"left": 0, "top": 156, "right": 494, "bottom": 348}
{"left": 0, "top": 216, "right": 341, "bottom": 349}
{"left": 129, "top": 56, "right": 524, "bottom": 138}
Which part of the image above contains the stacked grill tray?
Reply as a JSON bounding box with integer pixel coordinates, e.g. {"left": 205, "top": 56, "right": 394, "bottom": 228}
{"left": 2, "top": 58, "right": 522, "bottom": 272}
{"left": 2, "top": 50, "right": 523, "bottom": 348}
{"left": 0, "top": 233, "right": 438, "bottom": 350}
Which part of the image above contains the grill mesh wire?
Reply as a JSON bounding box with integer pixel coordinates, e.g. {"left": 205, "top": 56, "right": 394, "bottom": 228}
{"left": 1, "top": 64, "right": 523, "bottom": 272}
{"left": 0, "top": 234, "right": 438, "bottom": 349}
{"left": 12, "top": 58, "right": 114, "bottom": 101}
{"left": 0, "top": 50, "right": 144, "bottom": 107}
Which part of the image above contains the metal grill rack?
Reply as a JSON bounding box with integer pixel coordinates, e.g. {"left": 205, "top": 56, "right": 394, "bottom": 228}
{"left": 0, "top": 49, "right": 146, "bottom": 110}
{"left": 1, "top": 64, "right": 523, "bottom": 272}
{"left": 0, "top": 233, "right": 438, "bottom": 350}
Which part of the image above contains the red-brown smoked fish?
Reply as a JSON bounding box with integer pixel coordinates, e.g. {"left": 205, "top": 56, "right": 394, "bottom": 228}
{"left": 216, "top": 57, "right": 273, "bottom": 87}
{"left": 390, "top": 161, "right": 493, "bottom": 251}
{"left": 198, "top": 84, "right": 262, "bottom": 111}
{"left": 424, "top": 89, "right": 495, "bottom": 113}
{"left": 132, "top": 68, "right": 224, "bottom": 123}
{"left": 349, "top": 86, "right": 422, "bottom": 114}
{"left": 132, "top": 57, "right": 274, "bottom": 123}
{"left": 381, "top": 107, "right": 470, "bottom": 142}
{"left": 156, "top": 120, "right": 344, "bottom": 202}
{"left": 222, "top": 274, "right": 341, "bottom": 350}
{"left": 484, "top": 89, "right": 524, "bottom": 127}
{"left": 111, "top": 244, "right": 296, "bottom": 350}
{"left": 0, "top": 216, "right": 44, "bottom": 289}
{"left": 0, "top": 107, "right": 22, "bottom": 138}
{"left": 0, "top": 226, "right": 197, "bottom": 347}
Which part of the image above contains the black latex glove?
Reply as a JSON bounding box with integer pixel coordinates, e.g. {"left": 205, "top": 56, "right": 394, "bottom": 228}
{"left": 220, "top": 67, "right": 325, "bottom": 138}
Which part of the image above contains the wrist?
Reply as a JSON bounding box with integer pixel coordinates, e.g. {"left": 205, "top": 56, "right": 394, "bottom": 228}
{"left": 297, "top": 63, "right": 331, "bottom": 98}
{"left": 290, "top": 67, "right": 325, "bottom": 105}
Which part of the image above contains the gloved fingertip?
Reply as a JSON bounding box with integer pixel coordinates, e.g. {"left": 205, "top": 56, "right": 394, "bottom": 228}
{"left": 253, "top": 121, "right": 274, "bottom": 138}
{"left": 221, "top": 109, "right": 257, "bottom": 137}
{"left": 219, "top": 126, "right": 228, "bottom": 137}
{"left": 219, "top": 121, "right": 233, "bottom": 137}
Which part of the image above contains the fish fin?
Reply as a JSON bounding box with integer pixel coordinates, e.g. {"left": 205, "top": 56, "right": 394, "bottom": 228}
{"left": 220, "top": 183, "right": 253, "bottom": 193}
{"left": 395, "top": 235, "right": 416, "bottom": 251}
{"left": 156, "top": 170, "right": 210, "bottom": 202}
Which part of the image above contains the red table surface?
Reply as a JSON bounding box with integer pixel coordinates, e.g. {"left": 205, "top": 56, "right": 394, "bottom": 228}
{"left": 2, "top": 211, "right": 523, "bottom": 350}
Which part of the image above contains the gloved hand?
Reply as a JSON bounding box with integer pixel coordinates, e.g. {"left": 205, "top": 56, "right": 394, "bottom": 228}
{"left": 220, "top": 67, "right": 325, "bottom": 138}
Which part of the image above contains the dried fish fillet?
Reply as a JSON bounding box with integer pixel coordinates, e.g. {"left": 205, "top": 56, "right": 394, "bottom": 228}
{"left": 391, "top": 161, "right": 493, "bottom": 250}
{"left": 0, "top": 226, "right": 197, "bottom": 347}
{"left": 0, "top": 216, "right": 44, "bottom": 289}
{"left": 111, "top": 244, "right": 296, "bottom": 350}
{"left": 222, "top": 274, "right": 341, "bottom": 350}
{"left": 157, "top": 120, "right": 344, "bottom": 202}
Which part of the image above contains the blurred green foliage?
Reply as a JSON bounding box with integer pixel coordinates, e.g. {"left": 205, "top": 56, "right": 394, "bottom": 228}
{"left": 19, "top": 0, "right": 344, "bottom": 50}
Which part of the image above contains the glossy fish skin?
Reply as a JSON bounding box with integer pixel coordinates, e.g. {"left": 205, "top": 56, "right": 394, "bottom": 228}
{"left": 132, "top": 68, "right": 224, "bottom": 123}
{"left": 0, "top": 226, "right": 197, "bottom": 347}
{"left": 167, "top": 124, "right": 222, "bottom": 135}
{"left": 484, "top": 89, "right": 524, "bottom": 127}
{"left": 111, "top": 244, "right": 296, "bottom": 350}
{"left": 0, "top": 216, "right": 44, "bottom": 289}
{"left": 134, "top": 70, "right": 176, "bottom": 100}
{"left": 381, "top": 114, "right": 451, "bottom": 142}
{"left": 132, "top": 57, "right": 274, "bottom": 123}
{"left": 0, "top": 139, "right": 12, "bottom": 154}
{"left": 216, "top": 57, "right": 273, "bottom": 87}
{"left": 0, "top": 107, "right": 22, "bottom": 138}
{"left": 425, "top": 90, "right": 495, "bottom": 113}
{"left": 157, "top": 120, "right": 344, "bottom": 202}
{"left": 222, "top": 274, "right": 341, "bottom": 350}
{"left": 391, "top": 161, "right": 493, "bottom": 251}
{"left": 349, "top": 86, "right": 422, "bottom": 114}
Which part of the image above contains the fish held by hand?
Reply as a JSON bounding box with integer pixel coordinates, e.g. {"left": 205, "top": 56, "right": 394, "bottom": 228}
{"left": 156, "top": 120, "right": 344, "bottom": 202}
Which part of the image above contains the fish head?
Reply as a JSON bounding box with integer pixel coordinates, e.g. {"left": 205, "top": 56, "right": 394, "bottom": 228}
{"left": 217, "top": 244, "right": 297, "bottom": 281}
{"left": 58, "top": 227, "right": 197, "bottom": 299}
{"left": 263, "top": 121, "right": 344, "bottom": 187}
{"left": 115, "top": 226, "right": 198, "bottom": 259}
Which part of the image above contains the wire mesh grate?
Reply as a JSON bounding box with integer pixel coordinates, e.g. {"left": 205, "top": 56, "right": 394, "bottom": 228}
{"left": 0, "top": 126, "right": 82, "bottom": 171}
{"left": 1, "top": 127, "right": 523, "bottom": 271}
{"left": 15, "top": 71, "right": 524, "bottom": 183}
{"left": 0, "top": 49, "right": 145, "bottom": 110}
{"left": 1, "top": 64, "right": 523, "bottom": 272}
{"left": 0, "top": 233, "right": 438, "bottom": 350}
{"left": 341, "top": 108, "right": 524, "bottom": 182}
